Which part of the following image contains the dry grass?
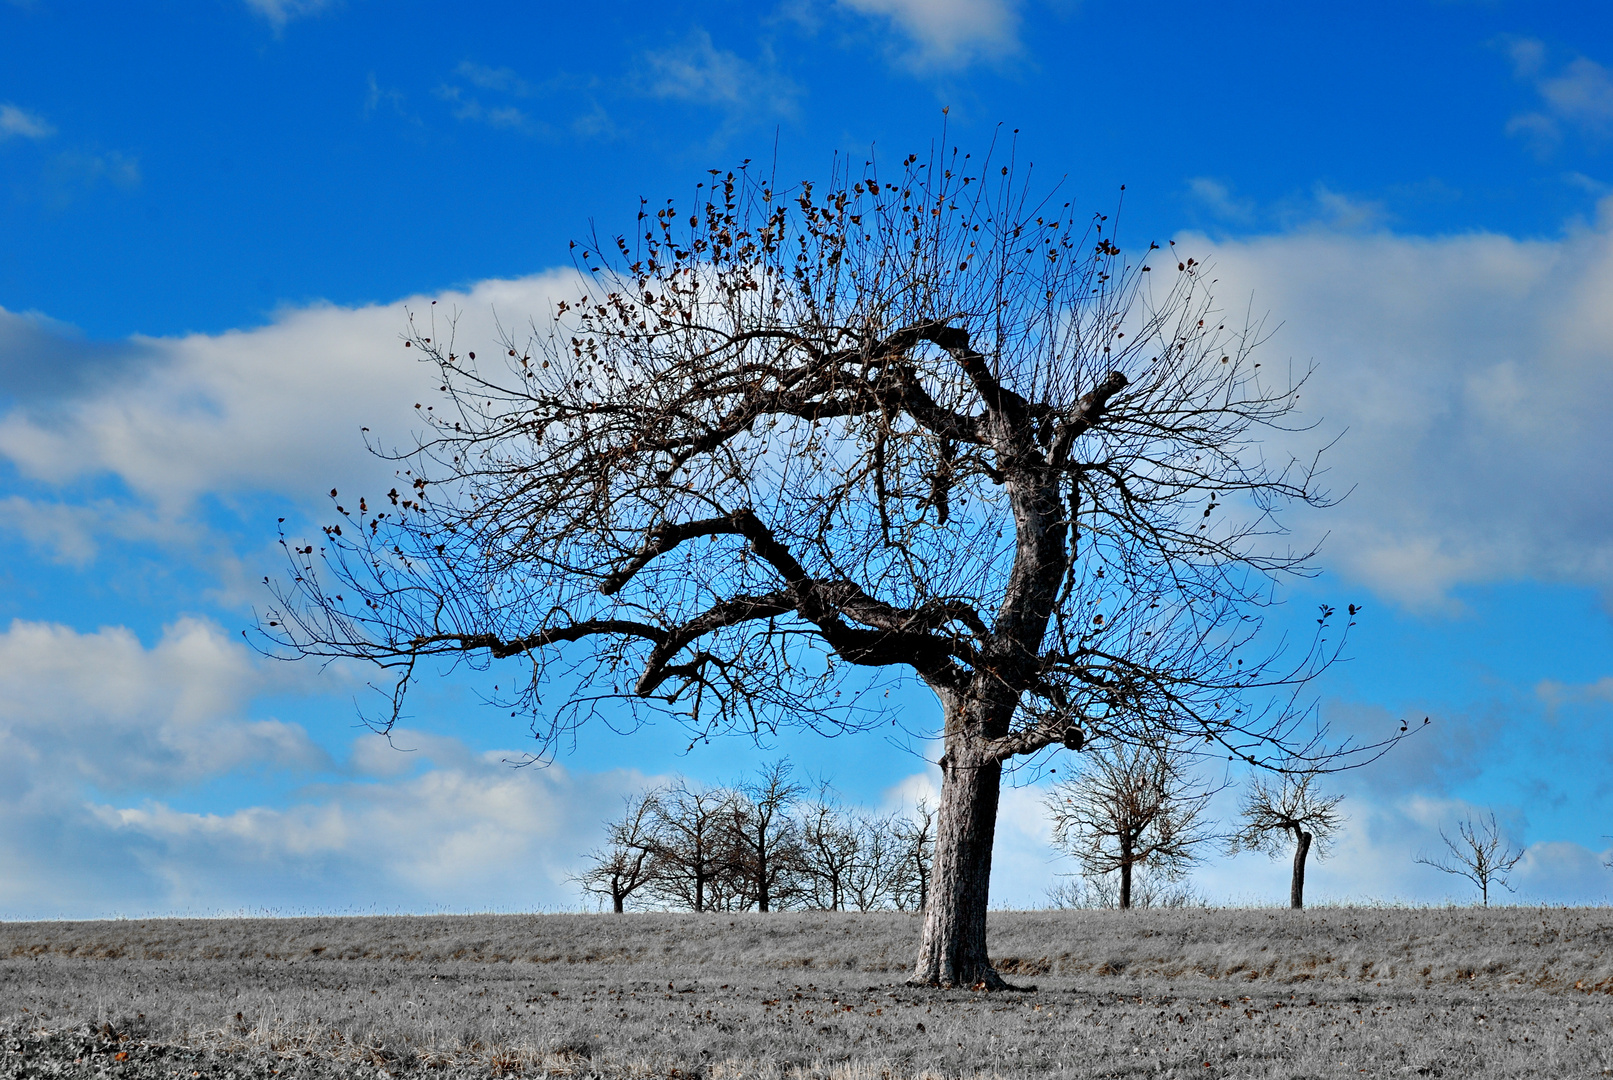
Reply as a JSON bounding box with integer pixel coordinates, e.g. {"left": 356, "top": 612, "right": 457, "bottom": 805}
{"left": 3, "top": 908, "right": 1611, "bottom": 1078}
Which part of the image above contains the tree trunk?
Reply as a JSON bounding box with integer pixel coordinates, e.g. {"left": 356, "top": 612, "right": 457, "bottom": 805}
{"left": 1119, "top": 848, "right": 1134, "bottom": 910}
{"left": 909, "top": 744, "right": 1005, "bottom": 988}
{"left": 613, "top": 888, "right": 625, "bottom": 914}
{"left": 1290, "top": 829, "right": 1312, "bottom": 910}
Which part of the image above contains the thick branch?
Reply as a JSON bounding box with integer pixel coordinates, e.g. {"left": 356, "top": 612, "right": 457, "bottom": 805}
{"left": 1050, "top": 371, "right": 1129, "bottom": 466}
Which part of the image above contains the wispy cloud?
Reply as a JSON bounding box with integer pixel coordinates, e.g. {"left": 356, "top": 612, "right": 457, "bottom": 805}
{"left": 242, "top": 0, "right": 332, "bottom": 31}
{"left": 435, "top": 84, "right": 539, "bottom": 134}
{"left": 363, "top": 73, "right": 413, "bottom": 122}
{"left": 1503, "top": 38, "right": 1613, "bottom": 152}
{"left": 641, "top": 30, "right": 799, "bottom": 124}
{"left": 47, "top": 149, "right": 140, "bottom": 193}
{"left": 833, "top": 0, "right": 1022, "bottom": 67}
{"left": 0, "top": 103, "right": 54, "bottom": 141}
{"left": 1185, "top": 178, "right": 1387, "bottom": 233}
{"left": 1185, "top": 177, "right": 1256, "bottom": 224}
{"left": 456, "top": 61, "right": 535, "bottom": 97}
{"left": 433, "top": 61, "right": 555, "bottom": 135}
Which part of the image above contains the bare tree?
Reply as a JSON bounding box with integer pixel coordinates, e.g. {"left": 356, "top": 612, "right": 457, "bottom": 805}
{"left": 798, "top": 791, "right": 860, "bottom": 911}
{"left": 263, "top": 142, "right": 1390, "bottom": 986}
{"left": 647, "top": 778, "right": 732, "bottom": 912}
{"left": 1227, "top": 770, "right": 1344, "bottom": 909}
{"left": 1416, "top": 811, "right": 1525, "bottom": 906}
{"left": 1047, "top": 737, "right": 1216, "bottom": 909}
{"left": 892, "top": 799, "right": 937, "bottom": 912}
{"left": 576, "top": 788, "right": 663, "bottom": 912}
{"left": 843, "top": 811, "right": 907, "bottom": 911}
{"left": 725, "top": 760, "right": 805, "bottom": 912}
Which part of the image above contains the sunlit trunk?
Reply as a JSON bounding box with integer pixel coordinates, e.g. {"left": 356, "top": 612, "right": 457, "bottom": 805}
{"left": 909, "top": 732, "right": 1005, "bottom": 988}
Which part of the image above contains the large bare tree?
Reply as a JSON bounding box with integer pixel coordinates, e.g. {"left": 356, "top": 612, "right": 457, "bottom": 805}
{"left": 263, "top": 144, "right": 1382, "bottom": 986}
{"left": 1226, "top": 769, "right": 1344, "bottom": 909}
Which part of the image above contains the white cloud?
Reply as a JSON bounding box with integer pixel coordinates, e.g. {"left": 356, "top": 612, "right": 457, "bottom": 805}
{"left": 0, "top": 272, "right": 581, "bottom": 516}
{"left": 834, "top": 0, "right": 1021, "bottom": 66}
{"left": 0, "top": 602, "right": 659, "bottom": 918}
{"left": 1186, "top": 177, "right": 1255, "bottom": 224}
{"left": 0, "top": 616, "right": 328, "bottom": 796}
{"left": 1538, "top": 57, "right": 1613, "bottom": 136}
{"left": 642, "top": 31, "right": 799, "bottom": 122}
{"left": 1536, "top": 674, "right": 1613, "bottom": 713}
{"left": 0, "top": 103, "right": 53, "bottom": 141}
{"left": 436, "top": 84, "right": 540, "bottom": 134}
{"left": 23, "top": 216, "right": 1612, "bottom": 610}
{"left": 457, "top": 61, "right": 534, "bottom": 97}
{"left": 0, "top": 723, "right": 658, "bottom": 918}
{"left": 98, "top": 744, "right": 650, "bottom": 902}
{"left": 0, "top": 496, "right": 179, "bottom": 566}
{"left": 1180, "top": 209, "right": 1613, "bottom": 607}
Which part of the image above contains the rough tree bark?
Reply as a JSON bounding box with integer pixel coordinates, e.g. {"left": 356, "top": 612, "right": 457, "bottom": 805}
{"left": 262, "top": 144, "right": 1392, "bottom": 988}
{"left": 913, "top": 742, "right": 1004, "bottom": 986}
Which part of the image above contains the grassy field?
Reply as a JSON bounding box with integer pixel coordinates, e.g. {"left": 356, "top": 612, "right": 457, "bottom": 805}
{"left": 3, "top": 908, "right": 1612, "bottom": 1078}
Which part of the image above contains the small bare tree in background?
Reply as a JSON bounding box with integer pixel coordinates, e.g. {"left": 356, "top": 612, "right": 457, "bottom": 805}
{"left": 1416, "top": 811, "right": 1525, "bottom": 906}
{"left": 892, "top": 799, "right": 937, "bottom": 912}
{"left": 798, "top": 790, "right": 861, "bottom": 911}
{"left": 843, "top": 811, "right": 908, "bottom": 911}
{"left": 1227, "top": 770, "right": 1344, "bottom": 909}
{"left": 1047, "top": 737, "right": 1216, "bottom": 910}
{"left": 725, "top": 760, "right": 806, "bottom": 912}
{"left": 648, "top": 778, "right": 733, "bottom": 913}
{"left": 576, "top": 788, "right": 663, "bottom": 912}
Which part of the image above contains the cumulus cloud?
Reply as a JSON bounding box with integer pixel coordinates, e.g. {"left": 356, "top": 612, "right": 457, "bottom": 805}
{"left": 834, "top": 0, "right": 1021, "bottom": 66}
{"left": 0, "top": 103, "right": 54, "bottom": 141}
{"left": 1181, "top": 210, "right": 1613, "bottom": 607}
{"left": 0, "top": 603, "right": 655, "bottom": 918}
{"left": 0, "top": 272, "right": 580, "bottom": 515}
{"left": 23, "top": 215, "right": 1612, "bottom": 611}
{"left": 87, "top": 741, "right": 654, "bottom": 915}
{"left": 0, "top": 616, "right": 328, "bottom": 797}
{"left": 0, "top": 724, "right": 658, "bottom": 918}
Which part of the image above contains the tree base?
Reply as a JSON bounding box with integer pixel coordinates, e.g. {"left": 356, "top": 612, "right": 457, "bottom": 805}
{"left": 906, "top": 965, "right": 1018, "bottom": 991}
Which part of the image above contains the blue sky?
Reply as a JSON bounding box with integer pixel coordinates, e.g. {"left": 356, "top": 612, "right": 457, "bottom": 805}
{"left": 2, "top": 0, "right": 1612, "bottom": 917}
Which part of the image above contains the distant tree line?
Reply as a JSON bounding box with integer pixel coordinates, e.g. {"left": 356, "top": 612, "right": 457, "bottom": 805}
{"left": 586, "top": 740, "right": 1537, "bottom": 914}
{"left": 576, "top": 761, "right": 936, "bottom": 913}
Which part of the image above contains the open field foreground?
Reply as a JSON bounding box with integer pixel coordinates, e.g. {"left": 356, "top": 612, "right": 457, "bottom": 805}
{"left": 3, "top": 909, "right": 1611, "bottom": 1079}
